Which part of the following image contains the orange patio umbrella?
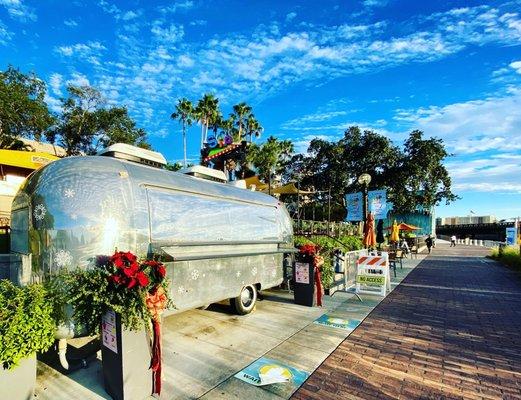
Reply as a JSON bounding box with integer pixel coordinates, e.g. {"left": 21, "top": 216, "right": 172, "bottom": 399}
{"left": 363, "top": 212, "right": 377, "bottom": 248}
{"left": 398, "top": 223, "right": 421, "bottom": 231}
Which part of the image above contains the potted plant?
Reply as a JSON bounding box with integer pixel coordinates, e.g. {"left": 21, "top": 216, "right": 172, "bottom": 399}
{"left": 61, "top": 252, "right": 171, "bottom": 399}
{"left": 0, "top": 280, "right": 55, "bottom": 400}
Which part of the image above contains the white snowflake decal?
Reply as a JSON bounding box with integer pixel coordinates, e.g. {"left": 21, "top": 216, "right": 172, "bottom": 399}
{"left": 191, "top": 270, "right": 200, "bottom": 280}
{"left": 33, "top": 204, "right": 46, "bottom": 221}
{"left": 54, "top": 250, "right": 72, "bottom": 268}
{"left": 178, "top": 286, "right": 185, "bottom": 294}
{"left": 236, "top": 271, "right": 241, "bottom": 278}
{"left": 251, "top": 267, "right": 258, "bottom": 276}
{"left": 64, "top": 188, "right": 75, "bottom": 198}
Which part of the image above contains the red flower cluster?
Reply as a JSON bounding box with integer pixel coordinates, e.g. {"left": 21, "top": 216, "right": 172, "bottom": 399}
{"left": 299, "top": 243, "right": 318, "bottom": 257}
{"left": 142, "top": 260, "right": 166, "bottom": 280}
{"left": 107, "top": 252, "right": 166, "bottom": 290}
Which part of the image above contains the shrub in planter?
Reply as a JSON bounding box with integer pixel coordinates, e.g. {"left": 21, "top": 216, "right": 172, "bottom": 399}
{"left": 0, "top": 280, "right": 55, "bottom": 400}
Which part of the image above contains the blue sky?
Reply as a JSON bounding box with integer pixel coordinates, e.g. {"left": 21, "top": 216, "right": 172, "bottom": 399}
{"left": 1, "top": 0, "right": 521, "bottom": 219}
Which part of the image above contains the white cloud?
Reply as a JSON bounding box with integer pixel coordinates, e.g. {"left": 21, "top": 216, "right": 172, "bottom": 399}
{"left": 394, "top": 88, "right": 521, "bottom": 154}
{"left": 283, "top": 111, "right": 348, "bottom": 129}
{"left": 66, "top": 72, "right": 90, "bottom": 87}
{"left": 64, "top": 19, "right": 78, "bottom": 27}
{"left": 177, "top": 54, "right": 194, "bottom": 68}
{"left": 151, "top": 23, "right": 184, "bottom": 43}
{"left": 286, "top": 12, "right": 297, "bottom": 22}
{"left": 293, "top": 134, "right": 334, "bottom": 153}
{"left": 189, "top": 20, "right": 207, "bottom": 26}
{"left": 446, "top": 155, "right": 521, "bottom": 193}
{"left": 49, "top": 73, "right": 63, "bottom": 95}
{"left": 0, "top": 0, "right": 36, "bottom": 22}
{"left": 55, "top": 41, "right": 106, "bottom": 64}
{"left": 363, "top": 0, "right": 388, "bottom": 7}
{"left": 121, "top": 10, "right": 141, "bottom": 21}
{"left": 0, "top": 19, "right": 13, "bottom": 45}
{"left": 510, "top": 60, "right": 521, "bottom": 74}
{"left": 44, "top": 93, "right": 62, "bottom": 113}
{"left": 98, "top": 0, "right": 120, "bottom": 16}
{"left": 158, "top": 1, "right": 194, "bottom": 14}
{"left": 48, "top": 2, "right": 521, "bottom": 146}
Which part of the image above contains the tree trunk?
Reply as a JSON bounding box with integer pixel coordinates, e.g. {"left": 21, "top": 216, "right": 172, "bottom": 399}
{"left": 183, "top": 121, "right": 187, "bottom": 168}
{"left": 200, "top": 120, "right": 205, "bottom": 150}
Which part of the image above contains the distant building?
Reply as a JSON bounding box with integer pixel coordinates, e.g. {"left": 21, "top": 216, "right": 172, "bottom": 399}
{"left": 0, "top": 142, "right": 64, "bottom": 226}
{"left": 436, "top": 215, "right": 497, "bottom": 226}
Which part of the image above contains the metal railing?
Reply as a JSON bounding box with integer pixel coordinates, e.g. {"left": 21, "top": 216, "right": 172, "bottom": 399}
{"left": 343, "top": 249, "right": 368, "bottom": 290}
{"left": 294, "top": 220, "right": 359, "bottom": 237}
{"left": 436, "top": 234, "right": 501, "bottom": 248}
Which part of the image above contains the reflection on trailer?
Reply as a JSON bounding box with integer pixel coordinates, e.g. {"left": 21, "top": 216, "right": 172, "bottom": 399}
{"left": 10, "top": 145, "right": 294, "bottom": 330}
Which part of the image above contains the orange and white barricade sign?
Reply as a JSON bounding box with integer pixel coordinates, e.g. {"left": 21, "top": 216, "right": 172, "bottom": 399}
{"left": 355, "top": 253, "right": 391, "bottom": 296}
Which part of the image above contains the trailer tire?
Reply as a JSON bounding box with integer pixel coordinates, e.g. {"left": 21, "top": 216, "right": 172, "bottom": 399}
{"left": 230, "top": 285, "right": 257, "bottom": 315}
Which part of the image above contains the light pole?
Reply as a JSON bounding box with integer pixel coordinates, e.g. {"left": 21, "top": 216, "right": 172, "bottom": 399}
{"left": 357, "top": 173, "right": 372, "bottom": 224}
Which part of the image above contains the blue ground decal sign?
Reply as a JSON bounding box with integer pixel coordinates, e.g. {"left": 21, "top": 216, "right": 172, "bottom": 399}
{"left": 313, "top": 314, "right": 361, "bottom": 331}
{"left": 234, "top": 357, "right": 309, "bottom": 387}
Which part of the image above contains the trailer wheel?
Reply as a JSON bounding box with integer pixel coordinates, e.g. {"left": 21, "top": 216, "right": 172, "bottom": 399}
{"left": 230, "top": 285, "right": 257, "bottom": 315}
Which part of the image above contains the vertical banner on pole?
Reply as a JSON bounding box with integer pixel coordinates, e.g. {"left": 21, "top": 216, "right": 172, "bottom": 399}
{"left": 506, "top": 227, "right": 517, "bottom": 245}
{"left": 345, "top": 192, "right": 363, "bottom": 221}
{"left": 368, "top": 189, "right": 388, "bottom": 219}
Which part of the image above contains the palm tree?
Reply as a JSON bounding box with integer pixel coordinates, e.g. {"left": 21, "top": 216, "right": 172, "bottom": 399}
{"left": 246, "top": 114, "right": 263, "bottom": 143}
{"left": 194, "top": 93, "right": 219, "bottom": 150}
{"left": 232, "top": 102, "right": 252, "bottom": 141}
{"left": 171, "top": 98, "right": 194, "bottom": 168}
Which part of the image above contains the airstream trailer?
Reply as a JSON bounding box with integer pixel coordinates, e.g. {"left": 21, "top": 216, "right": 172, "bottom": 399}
{"left": 9, "top": 148, "right": 294, "bottom": 321}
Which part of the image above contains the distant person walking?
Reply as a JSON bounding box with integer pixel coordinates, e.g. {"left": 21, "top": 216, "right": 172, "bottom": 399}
{"left": 425, "top": 235, "right": 434, "bottom": 253}
{"left": 450, "top": 235, "right": 457, "bottom": 247}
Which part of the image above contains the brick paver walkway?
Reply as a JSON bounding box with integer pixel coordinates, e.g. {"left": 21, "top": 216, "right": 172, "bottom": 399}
{"left": 292, "top": 243, "right": 521, "bottom": 399}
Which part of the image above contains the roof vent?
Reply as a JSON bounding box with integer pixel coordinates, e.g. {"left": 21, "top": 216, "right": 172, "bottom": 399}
{"left": 178, "top": 165, "right": 227, "bottom": 183}
{"left": 98, "top": 143, "right": 167, "bottom": 168}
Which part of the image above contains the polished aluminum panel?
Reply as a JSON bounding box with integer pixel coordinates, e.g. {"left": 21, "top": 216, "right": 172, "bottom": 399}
{"left": 10, "top": 156, "right": 293, "bottom": 313}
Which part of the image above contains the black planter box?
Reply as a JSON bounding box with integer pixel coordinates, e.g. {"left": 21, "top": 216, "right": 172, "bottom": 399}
{"left": 293, "top": 254, "right": 316, "bottom": 307}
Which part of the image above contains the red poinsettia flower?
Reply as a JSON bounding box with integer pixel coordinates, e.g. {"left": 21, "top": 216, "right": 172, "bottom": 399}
{"left": 142, "top": 260, "right": 167, "bottom": 279}
{"left": 126, "top": 277, "right": 138, "bottom": 289}
{"left": 122, "top": 262, "right": 139, "bottom": 277}
{"left": 157, "top": 265, "right": 166, "bottom": 278}
{"left": 136, "top": 271, "right": 149, "bottom": 287}
{"left": 299, "top": 243, "right": 318, "bottom": 256}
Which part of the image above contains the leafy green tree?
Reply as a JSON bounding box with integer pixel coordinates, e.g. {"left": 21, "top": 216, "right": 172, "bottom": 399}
{"left": 290, "top": 126, "right": 456, "bottom": 219}
{"left": 0, "top": 66, "right": 55, "bottom": 146}
{"left": 246, "top": 136, "right": 293, "bottom": 183}
{"left": 231, "top": 102, "right": 252, "bottom": 141}
{"left": 171, "top": 98, "right": 194, "bottom": 167}
{"left": 97, "top": 107, "right": 150, "bottom": 150}
{"left": 194, "top": 93, "right": 219, "bottom": 149}
{"left": 392, "top": 130, "right": 458, "bottom": 213}
{"left": 50, "top": 85, "right": 150, "bottom": 155}
{"left": 245, "top": 114, "right": 262, "bottom": 142}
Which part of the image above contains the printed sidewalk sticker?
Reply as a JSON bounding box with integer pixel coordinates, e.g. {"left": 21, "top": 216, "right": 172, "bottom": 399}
{"left": 235, "top": 357, "right": 309, "bottom": 388}
{"left": 101, "top": 309, "right": 118, "bottom": 354}
{"left": 313, "top": 314, "right": 361, "bottom": 331}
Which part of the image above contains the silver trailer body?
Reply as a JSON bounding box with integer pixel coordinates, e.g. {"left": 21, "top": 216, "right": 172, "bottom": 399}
{"left": 10, "top": 156, "right": 293, "bottom": 314}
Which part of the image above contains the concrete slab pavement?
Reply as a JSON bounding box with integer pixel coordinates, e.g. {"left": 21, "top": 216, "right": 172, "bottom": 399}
{"left": 34, "top": 252, "right": 425, "bottom": 400}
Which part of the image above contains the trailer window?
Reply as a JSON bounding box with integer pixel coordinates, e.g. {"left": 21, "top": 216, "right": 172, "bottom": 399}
{"left": 147, "top": 188, "right": 280, "bottom": 243}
